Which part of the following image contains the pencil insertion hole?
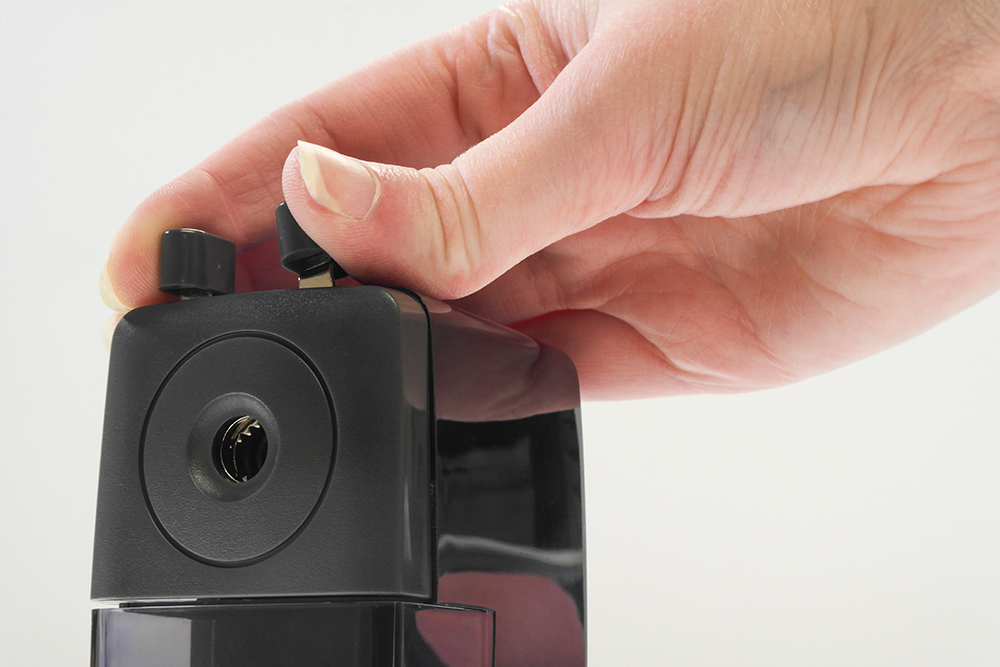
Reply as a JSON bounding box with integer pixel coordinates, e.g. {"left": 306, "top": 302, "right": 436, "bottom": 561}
{"left": 213, "top": 416, "right": 268, "bottom": 483}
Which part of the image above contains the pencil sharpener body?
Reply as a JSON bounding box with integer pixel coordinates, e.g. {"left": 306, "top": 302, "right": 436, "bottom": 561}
{"left": 92, "top": 282, "right": 585, "bottom": 666}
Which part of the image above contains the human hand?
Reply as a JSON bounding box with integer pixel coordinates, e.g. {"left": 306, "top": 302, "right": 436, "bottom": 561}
{"left": 102, "top": 0, "right": 1000, "bottom": 399}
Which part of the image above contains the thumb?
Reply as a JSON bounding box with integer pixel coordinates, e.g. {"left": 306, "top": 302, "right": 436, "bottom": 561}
{"left": 280, "top": 54, "right": 656, "bottom": 299}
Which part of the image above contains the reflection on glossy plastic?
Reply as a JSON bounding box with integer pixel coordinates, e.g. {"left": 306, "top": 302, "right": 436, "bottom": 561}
{"left": 428, "top": 299, "right": 585, "bottom": 666}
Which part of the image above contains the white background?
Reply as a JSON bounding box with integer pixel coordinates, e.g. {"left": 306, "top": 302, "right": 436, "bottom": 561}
{"left": 2, "top": 1, "right": 999, "bottom": 665}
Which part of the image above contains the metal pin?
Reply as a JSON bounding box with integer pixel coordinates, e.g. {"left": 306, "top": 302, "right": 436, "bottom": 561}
{"left": 298, "top": 270, "right": 334, "bottom": 289}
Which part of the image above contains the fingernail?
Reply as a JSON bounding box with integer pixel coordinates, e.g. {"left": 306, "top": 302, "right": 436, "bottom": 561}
{"left": 102, "top": 313, "right": 124, "bottom": 352}
{"left": 99, "top": 263, "right": 130, "bottom": 313}
{"left": 297, "top": 140, "right": 378, "bottom": 219}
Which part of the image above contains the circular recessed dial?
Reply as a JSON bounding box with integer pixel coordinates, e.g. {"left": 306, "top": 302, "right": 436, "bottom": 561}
{"left": 142, "top": 335, "right": 334, "bottom": 565}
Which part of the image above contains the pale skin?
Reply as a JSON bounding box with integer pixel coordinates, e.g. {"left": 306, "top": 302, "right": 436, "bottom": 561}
{"left": 103, "top": 0, "right": 1000, "bottom": 400}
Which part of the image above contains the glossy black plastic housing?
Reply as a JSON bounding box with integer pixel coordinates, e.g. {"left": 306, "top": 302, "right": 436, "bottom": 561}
{"left": 93, "top": 285, "right": 585, "bottom": 666}
{"left": 93, "top": 600, "right": 495, "bottom": 667}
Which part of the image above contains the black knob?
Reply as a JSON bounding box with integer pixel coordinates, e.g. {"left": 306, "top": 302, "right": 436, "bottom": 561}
{"left": 276, "top": 203, "right": 347, "bottom": 280}
{"left": 159, "top": 229, "right": 236, "bottom": 297}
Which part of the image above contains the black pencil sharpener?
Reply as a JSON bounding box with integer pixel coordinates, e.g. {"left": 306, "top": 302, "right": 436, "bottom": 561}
{"left": 91, "top": 204, "right": 585, "bottom": 667}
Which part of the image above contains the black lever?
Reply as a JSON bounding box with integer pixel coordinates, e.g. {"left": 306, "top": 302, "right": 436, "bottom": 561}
{"left": 276, "top": 203, "right": 347, "bottom": 286}
{"left": 158, "top": 228, "right": 236, "bottom": 298}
